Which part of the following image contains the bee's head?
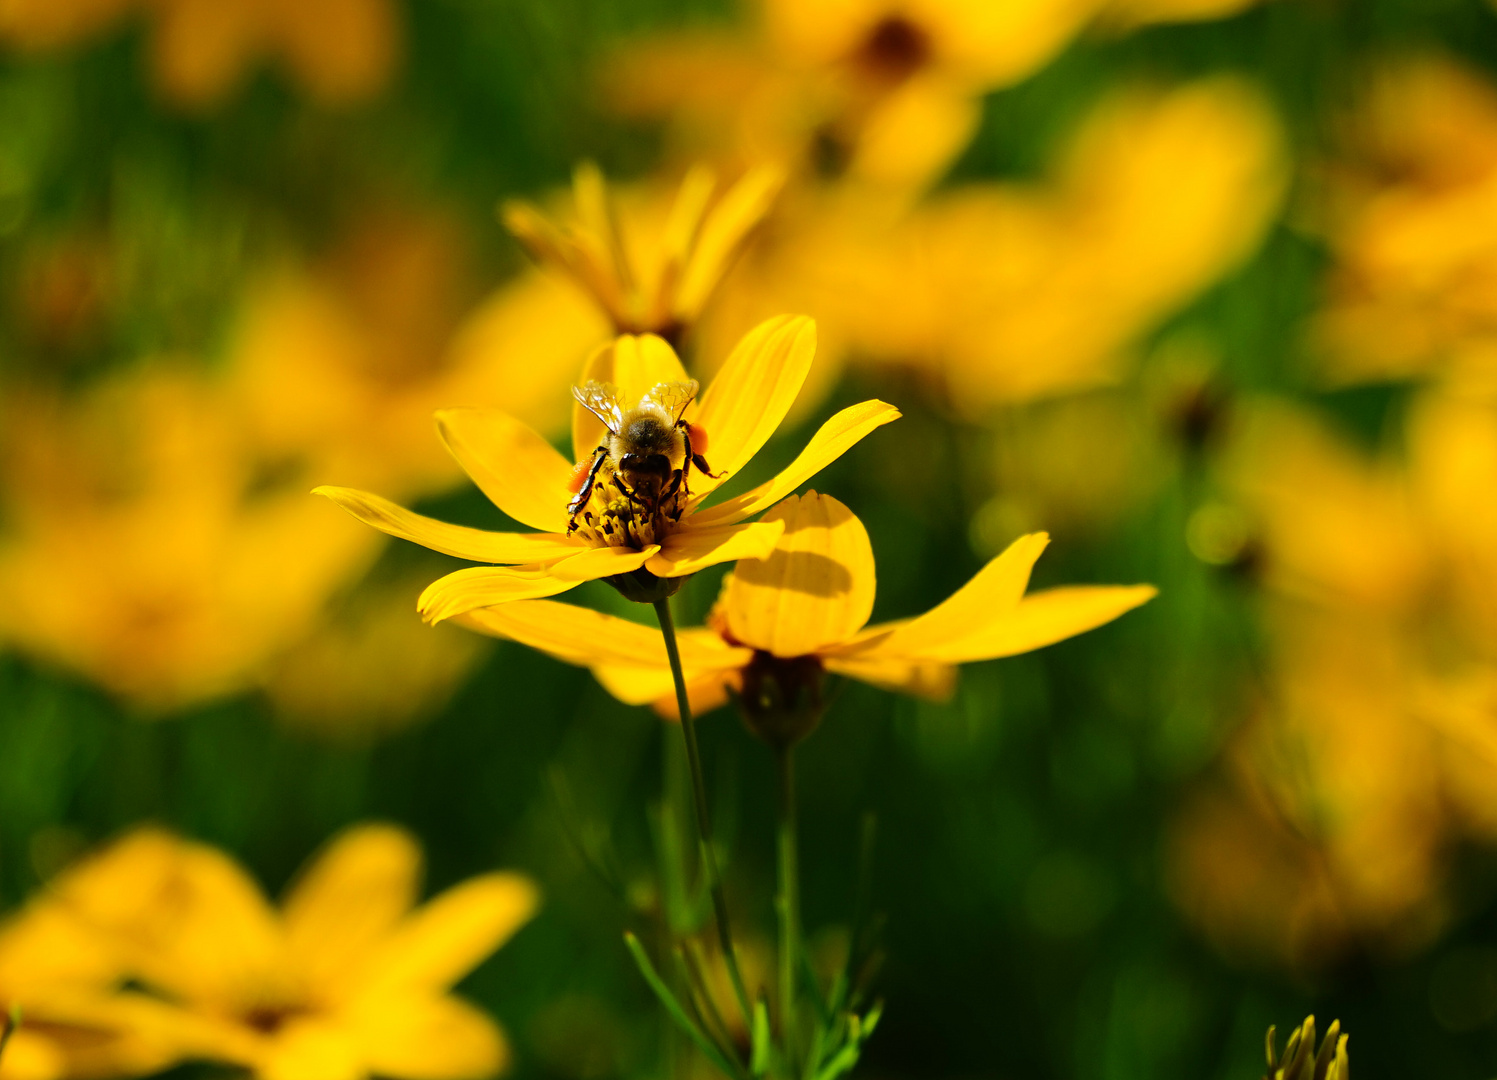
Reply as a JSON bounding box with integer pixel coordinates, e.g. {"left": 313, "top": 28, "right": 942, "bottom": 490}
{"left": 618, "top": 452, "right": 672, "bottom": 479}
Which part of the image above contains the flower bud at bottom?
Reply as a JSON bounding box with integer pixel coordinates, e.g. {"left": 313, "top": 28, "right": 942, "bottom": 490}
{"left": 737, "top": 651, "right": 825, "bottom": 749}
{"left": 606, "top": 567, "right": 688, "bottom": 604}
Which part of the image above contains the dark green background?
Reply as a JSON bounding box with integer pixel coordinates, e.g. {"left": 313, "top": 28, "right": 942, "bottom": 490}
{"left": 3, "top": 1, "right": 1497, "bottom": 1077}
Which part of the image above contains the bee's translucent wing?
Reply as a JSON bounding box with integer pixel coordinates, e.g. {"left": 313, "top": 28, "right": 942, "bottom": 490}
{"left": 573, "top": 381, "right": 627, "bottom": 434}
{"left": 642, "top": 379, "right": 700, "bottom": 424}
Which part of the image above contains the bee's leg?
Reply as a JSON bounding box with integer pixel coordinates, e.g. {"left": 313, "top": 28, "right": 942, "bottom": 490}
{"left": 660, "top": 468, "right": 685, "bottom": 522}
{"left": 612, "top": 474, "right": 646, "bottom": 509}
{"left": 567, "top": 446, "right": 610, "bottom": 532}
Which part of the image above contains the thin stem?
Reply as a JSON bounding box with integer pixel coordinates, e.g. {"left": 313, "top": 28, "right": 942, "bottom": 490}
{"left": 653, "top": 597, "right": 754, "bottom": 1030}
{"left": 776, "top": 743, "right": 800, "bottom": 1059}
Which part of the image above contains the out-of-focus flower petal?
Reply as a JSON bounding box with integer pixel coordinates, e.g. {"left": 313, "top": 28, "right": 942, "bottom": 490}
{"left": 149, "top": 0, "right": 259, "bottom": 108}
{"left": 691, "top": 315, "right": 817, "bottom": 493}
{"left": 852, "top": 75, "right": 980, "bottom": 192}
{"left": 722, "top": 493, "right": 876, "bottom": 658}
{"left": 282, "top": 824, "right": 421, "bottom": 995}
{"left": 125, "top": 842, "right": 286, "bottom": 1007}
{"left": 434, "top": 408, "right": 575, "bottom": 533}
{"left": 365, "top": 873, "right": 539, "bottom": 995}
{"left": 257, "top": 1019, "right": 363, "bottom": 1080}
{"left": 673, "top": 166, "right": 784, "bottom": 321}
{"left": 276, "top": 0, "right": 400, "bottom": 105}
{"left": 692, "top": 400, "right": 901, "bottom": 526}
{"left": 646, "top": 520, "right": 785, "bottom": 578}
{"left": 313, "top": 487, "right": 584, "bottom": 564}
{"left": 348, "top": 994, "right": 507, "bottom": 1080}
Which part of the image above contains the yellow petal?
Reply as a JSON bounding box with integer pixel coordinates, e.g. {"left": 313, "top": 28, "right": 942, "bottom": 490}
{"left": 125, "top": 843, "right": 286, "bottom": 1007}
{"left": 349, "top": 994, "right": 507, "bottom": 1080}
{"left": 366, "top": 873, "right": 539, "bottom": 994}
{"left": 720, "top": 493, "right": 875, "bottom": 657}
{"left": 852, "top": 76, "right": 981, "bottom": 192}
{"left": 822, "top": 654, "right": 958, "bottom": 700}
{"left": 282, "top": 824, "right": 421, "bottom": 993}
{"left": 891, "top": 585, "right": 1158, "bottom": 663}
{"left": 571, "top": 334, "right": 691, "bottom": 458}
{"left": 548, "top": 543, "right": 660, "bottom": 582}
{"left": 613, "top": 333, "right": 690, "bottom": 403}
{"left": 435, "top": 408, "right": 574, "bottom": 533}
{"left": 673, "top": 166, "right": 784, "bottom": 321}
{"left": 652, "top": 165, "right": 718, "bottom": 326}
{"left": 645, "top": 519, "right": 785, "bottom": 577}
{"left": 257, "top": 1019, "right": 362, "bottom": 1080}
{"left": 592, "top": 664, "right": 737, "bottom": 719}
{"left": 418, "top": 566, "right": 582, "bottom": 624}
{"left": 691, "top": 400, "right": 901, "bottom": 526}
{"left": 691, "top": 316, "right": 817, "bottom": 493}
{"left": 863, "top": 533, "right": 1050, "bottom": 657}
{"left": 454, "top": 601, "right": 749, "bottom": 671}
{"left": 572, "top": 339, "right": 616, "bottom": 462}
{"left": 314, "top": 487, "right": 583, "bottom": 564}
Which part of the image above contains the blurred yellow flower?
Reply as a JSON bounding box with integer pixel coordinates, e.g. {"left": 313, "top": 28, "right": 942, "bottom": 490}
{"left": 1312, "top": 54, "right": 1497, "bottom": 390}
{"left": 606, "top": 0, "right": 1272, "bottom": 194}
{"left": 0, "top": 0, "right": 400, "bottom": 108}
{"left": 1170, "top": 397, "right": 1497, "bottom": 969}
{"left": 454, "top": 491, "right": 1155, "bottom": 721}
{"left": 77, "top": 824, "right": 537, "bottom": 1080}
{"left": 0, "top": 831, "right": 184, "bottom": 1080}
{"left": 0, "top": 367, "right": 378, "bottom": 710}
{"left": 698, "top": 77, "right": 1288, "bottom": 413}
{"left": 318, "top": 316, "right": 900, "bottom": 615}
{"left": 230, "top": 204, "right": 579, "bottom": 498}
{"left": 1218, "top": 400, "right": 1432, "bottom": 615}
{"left": 503, "top": 163, "right": 783, "bottom": 344}
{"left": 1169, "top": 607, "right": 1455, "bottom": 970}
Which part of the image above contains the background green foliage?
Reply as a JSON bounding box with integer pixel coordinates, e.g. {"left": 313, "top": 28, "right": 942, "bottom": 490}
{"left": 3, "top": 1, "right": 1497, "bottom": 1078}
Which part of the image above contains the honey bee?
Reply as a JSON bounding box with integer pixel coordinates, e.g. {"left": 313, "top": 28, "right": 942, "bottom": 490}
{"left": 567, "top": 379, "right": 718, "bottom": 535}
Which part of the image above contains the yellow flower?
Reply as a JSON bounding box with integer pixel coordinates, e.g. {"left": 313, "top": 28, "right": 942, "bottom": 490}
{"left": 696, "top": 77, "right": 1288, "bottom": 414}
{"left": 1311, "top": 54, "right": 1497, "bottom": 390}
{"left": 451, "top": 492, "right": 1156, "bottom": 722}
{"left": 0, "top": 367, "right": 379, "bottom": 710}
{"left": 502, "top": 163, "right": 783, "bottom": 343}
{"left": 230, "top": 203, "right": 577, "bottom": 499}
{"left": 0, "top": 0, "right": 400, "bottom": 108}
{"left": 605, "top": 0, "right": 1274, "bottom": 195}
{"left": 85, "top": 825, "right": 538, "bottom": 1080}
{"left": 317, "top": 315, "right": 901, "bottom": 615}
{"left": 1264, "top": 1016, "right": 1349, "bottom": 1080}
{"left": 0, "top": 831, "right": 186, "bottom": 1080}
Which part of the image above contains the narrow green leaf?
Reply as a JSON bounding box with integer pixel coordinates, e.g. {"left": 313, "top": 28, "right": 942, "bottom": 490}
{"left": 625, "top": 932, "right": 745, "bottom": 1080}
{"left": 750, "top": 997, "right": 773, "bottom": 1076}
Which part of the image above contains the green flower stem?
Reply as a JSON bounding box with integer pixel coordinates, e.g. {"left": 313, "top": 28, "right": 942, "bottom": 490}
{"left": 776, "top": 743, "right": 800, "bottom": 1060}
{"left": 653, "top": 596, "right": 754, "bottom": 1031}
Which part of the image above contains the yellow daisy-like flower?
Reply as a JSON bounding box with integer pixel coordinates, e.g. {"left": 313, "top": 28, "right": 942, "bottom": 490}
{"left": 502, "top": 162, "right": 783, "bottom": 343}
{"left": 86, "top": 824, "right": 537, "bottom": 1080}
{"left": 0, "top": 831, "right": 185, "bottom": 1080}
{"left": 317, "top": 315, "right": 900, "bottom": 615}
{"left": 451, "top": 492, "right": 1156, "bottom": 728}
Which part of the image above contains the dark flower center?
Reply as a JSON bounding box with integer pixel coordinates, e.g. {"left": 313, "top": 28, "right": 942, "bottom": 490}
{"left": 855, "top": 15, "right": 933, "bottom": 85}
